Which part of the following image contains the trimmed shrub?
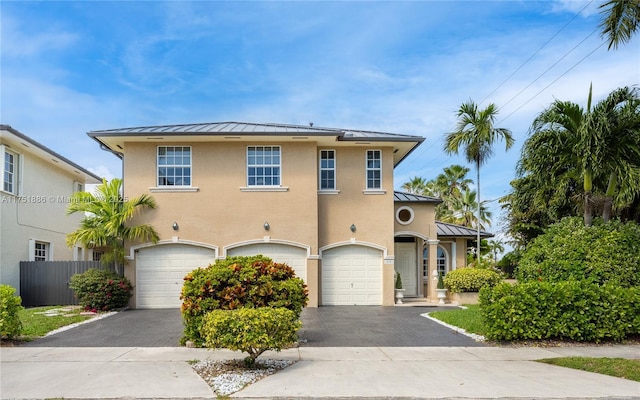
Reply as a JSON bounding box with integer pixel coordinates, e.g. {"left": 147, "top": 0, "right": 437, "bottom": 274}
{"left": 479, "top": 281, "right": 640, "bottom": 342}
{"left": 69, "top": 268, "right": 133, "bottom": 311}
{"left": 517, "top": 217, "right": 640, "bottom": 287}
{"left": 181, "top": 255, "right": 308, "bottom": 345}
{"left": 0, "top": 285, "right": 23, "bottom": 339}
{"left": 443, "top": 268, "right": 502, "bottom": 293}
{"left": 201, "top": 307, "right": 301, "bottom": 366}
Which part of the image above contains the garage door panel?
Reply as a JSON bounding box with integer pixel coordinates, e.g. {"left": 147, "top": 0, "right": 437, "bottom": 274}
{"left": 227, "top": 244, "right": 307, "bottom": 282}
{"left": 136, "top": 244, "right": 216, "bottom": 309}
{"left": 322, "top": 245, "right": 382, "bottom": 305}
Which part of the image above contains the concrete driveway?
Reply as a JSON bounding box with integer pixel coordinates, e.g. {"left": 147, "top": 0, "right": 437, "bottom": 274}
{"left": 24, "top": 306, "right": 482, "bottom": 347}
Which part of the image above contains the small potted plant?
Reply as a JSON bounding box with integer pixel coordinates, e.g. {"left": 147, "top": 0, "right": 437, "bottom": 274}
{"left": 435, "top": 271, "right": 447, "bottom": 304}
{"left": 394, "top": 272, "right": 405, "bottom": 304}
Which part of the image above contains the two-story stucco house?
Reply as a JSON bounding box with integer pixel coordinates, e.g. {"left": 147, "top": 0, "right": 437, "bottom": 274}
{"left": 88, "top": 122, "right": 491, "bottom": 308}
{"left": 0, "top": 125, "right": 102, "bottom": 294}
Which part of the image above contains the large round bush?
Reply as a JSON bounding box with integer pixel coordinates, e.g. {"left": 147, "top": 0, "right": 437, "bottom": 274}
{"left": 517, "top": 217, "right": 640, "bottom": 287}
{"left": 443, "top": 268, "right": 502, "bottom": 293}
{"left": 180, "top": 255, "right": 308, "bottom": 346}
{"left": 69, "top": 269, "right": 133, "bottom": 311}
{"left": 0, "top": 284, "right": 23, "bottom": 339}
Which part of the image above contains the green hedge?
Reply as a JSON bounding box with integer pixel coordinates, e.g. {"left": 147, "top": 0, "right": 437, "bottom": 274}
{"left": 443, "top": 268, "right": 502, "bottom": 293}
{"left": 517, "top": 218, "right": 640, "bottom": 287}
{"left": 201, "top": 307, "right": 300, "bottom": 366}
{"left": 69, "top": 269, "right": 133, "bottom": 312}
{"left": 0, "top": 285, "right": 23, "bottom": 339}
{"left": 181, "top": 255, "right": 308, "bottom": 346}
{"left": 479, "top": 282, "right": 640, "bottom": 342}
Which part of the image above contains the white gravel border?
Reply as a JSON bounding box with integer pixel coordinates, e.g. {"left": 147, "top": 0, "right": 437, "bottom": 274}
{"left": 421, "top": 307, "right": 486, "bottom": 342}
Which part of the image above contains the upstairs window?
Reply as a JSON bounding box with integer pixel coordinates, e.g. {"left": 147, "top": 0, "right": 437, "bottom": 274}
{"left": 247, "top": 146, "right": 280, "bottom": 186}
{"left": 366, "top": 150, "right": 382, "bottom": 189}
{"left": 3, "top": 149, "right": 18, "bottom": 194}
{"left": 319, "top": 150, "right": 336, "bottom": 190}
{"left": 158, "top": 146, "right": 191, "bottom": 186}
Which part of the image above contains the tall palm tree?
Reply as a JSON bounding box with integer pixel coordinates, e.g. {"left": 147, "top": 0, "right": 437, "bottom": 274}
{"left": 401, "top": 176, "right": 428, "bottom": 194}
{"left": 440, "top": 189, "right": 492, "bottom": 231}
{"left": 444, "top": 100, "right": 514, "bottom": 262}
{"left": 434, "top": 164, "right": 473, "bottom": 199}
{"left": 525, "top": 85, "right": 640, "bottom": 226}
{"left": 600, "top": 0, "right": 640, "bottom": 50}
{"left": 67, "top": 178, "right": 160, "bottom": 272}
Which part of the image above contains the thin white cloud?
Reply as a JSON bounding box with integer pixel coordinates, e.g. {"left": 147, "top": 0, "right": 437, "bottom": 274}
{"left": 1, "top": 16, "right": 79, "bottom": 58}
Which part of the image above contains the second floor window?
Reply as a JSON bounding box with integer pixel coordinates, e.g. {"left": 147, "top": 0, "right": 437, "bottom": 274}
{"left": 319, "top": 150, "right": 336, "bottom": 190}
{"left": 158, "top": 146, "right": 191, "bottom": 186}
{"left": 247, "top": 146, "right": 280, "bottom": 186}
{"left": 3, "top": 149, "right": 18, "bottom": 194}
{"left": 366, "top": 150, "right": 381, "bottom": 189}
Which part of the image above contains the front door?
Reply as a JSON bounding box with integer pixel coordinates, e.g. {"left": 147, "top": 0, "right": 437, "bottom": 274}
{"left": 395, "top": 242, "right": 417, "bottom": 297}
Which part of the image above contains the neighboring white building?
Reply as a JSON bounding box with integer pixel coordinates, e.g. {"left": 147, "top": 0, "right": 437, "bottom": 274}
{"left": 0, "top": 125, "right": 102, "bottom": 294}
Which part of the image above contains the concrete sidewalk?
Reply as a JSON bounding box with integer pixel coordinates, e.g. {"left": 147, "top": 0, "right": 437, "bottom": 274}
{"left": 1, "top": 345, "right": 639, "bottom": 399}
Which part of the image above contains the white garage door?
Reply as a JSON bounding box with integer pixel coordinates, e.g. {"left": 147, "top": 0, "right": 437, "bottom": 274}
{"left": 136, "top": 244, "right": 216, "bottom": 309}
{"left": 322, "top": 245, "right": 383, "bottom": 305}
{"left": 227, "top": 243, "right": 307, "bottom": 281}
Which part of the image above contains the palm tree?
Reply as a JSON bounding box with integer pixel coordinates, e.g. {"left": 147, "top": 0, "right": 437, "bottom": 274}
{"left": 600, "top": 0, "right": 640, "bottom": 50}
{"left": 440, "top": 189, "right": 492, "bottom": 231}
{"left": 444, "top": 100, "right": 514, "bottom": 262}
{"left": 401, "top": 176, "right": 428, "bottom": 194}
{"left": 67, "top": 178, "right": 160, "bottom": 272}
{"left": 434, "top": 165, "right": 473, "bottom": 199}
{"left": 524, "top": 85, "right": 640, "bottom": 226}
{"left": 487, "top": 239, "right": 505, "bottom": 264}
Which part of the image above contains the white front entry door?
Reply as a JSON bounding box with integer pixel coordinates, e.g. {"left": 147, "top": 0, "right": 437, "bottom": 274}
{"left": 395, "top": 242, "right": 417, "bottom": 297}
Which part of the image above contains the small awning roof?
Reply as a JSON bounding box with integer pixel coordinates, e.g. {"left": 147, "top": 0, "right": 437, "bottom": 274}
{"left": 436, "top": 221, "right": 494, "bottom": 238}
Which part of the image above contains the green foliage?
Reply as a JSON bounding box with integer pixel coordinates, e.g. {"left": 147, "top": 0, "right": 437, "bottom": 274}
{"left": 0, "top": 285, "right": 23, "bottom": 339}
{"left": 479, "top": 281, "right": 640, "bottom": 342}
{"left": 517, "top": 217, "right": 640, "bottom": 287}
{"left": 496, "top": 250, "right": 522, "bottom": 279}
{"left": 69, "top": 269, "right": 133, "bottom": 311}
{"left": 201, "top": 307, "right": 301, "bottom": 367}
{"left": 443, "top": 268, "right": 502, "bottom": 293}
{"left": 437, "top": 272, "right": 445, "bottom": 289}
{"left": 395, "top": 272, "right": 403, "bottom": 289}
{"left": 429, "top": 305, "right": 486, "bottom": 336}
{"left": 181, "top": 255, "right": 308, "bottom": 346}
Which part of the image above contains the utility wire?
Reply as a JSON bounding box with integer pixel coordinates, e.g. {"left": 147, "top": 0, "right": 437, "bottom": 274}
{"left": 479, "top": 0, "right": 595, "bottom": 106}
{"left": 498, "top": 40, "right": 607, "bottom": 124}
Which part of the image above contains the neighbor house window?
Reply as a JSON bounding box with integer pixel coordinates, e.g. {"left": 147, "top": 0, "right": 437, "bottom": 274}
{"left": 34, "top": 241, "right": 49, "bottom": 262}
{"left": 366, "top": 150, "right": 381, "bottom": 189}
{"left": 319, "top": 150, "right": 336, "bottom": 190}
{"left": 158, "top": 146, "right": 191, "bottom": 186}
{"left": 92, "top": 250, "right": 104, "bottom": 262}
{"left": 3, "top": 149, "right": 18, "bottom": 194}
{"left": 247, "top": 146, "right": 280, "bottom": 186}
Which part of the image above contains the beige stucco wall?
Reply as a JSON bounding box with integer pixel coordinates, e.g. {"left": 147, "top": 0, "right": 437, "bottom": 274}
{"left": 0, "top": 147, "right": 84, "bottom": 294}
{"left": 122, "top": 141, "right": 400, "bottom": 307}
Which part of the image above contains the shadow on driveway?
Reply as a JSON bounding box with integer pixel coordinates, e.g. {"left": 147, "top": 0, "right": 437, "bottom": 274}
{"left": 23, "top": 306, "right": 482, "bottom": 348}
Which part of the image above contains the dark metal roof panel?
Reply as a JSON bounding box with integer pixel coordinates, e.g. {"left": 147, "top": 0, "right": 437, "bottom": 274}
{"left": 436, "top": 221, "right": 494, "bottom": 238}
{"left": 394, "top": 191, "right": 442, "bottom": 203}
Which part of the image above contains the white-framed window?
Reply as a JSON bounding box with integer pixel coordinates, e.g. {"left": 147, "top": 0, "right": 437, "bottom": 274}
{"left": 73, "top": 181, "right": 84, "bottom": 193}
{"left": 319, "top": 150, "right": 336, "bottom": 190}
{"left": 395, "top": 206, "right": 415, "bottom": 225}
{"left": 92, "top": 250, "right": 104, "bottom": 262}
{"left": 158, "top": 146, "right": 191, "bottom": 186}
{"left": 247, "top": 146, "right": 280, "bottom": 186}
{"left": 366, "top": 150, "right": 382, "bottom": 190}
{"left": 34, "top": 241, "right": 49, "bottom": 262}
{"left": 423, "top": 245, "right": 448, "bottom": 279}
{"left": 3, "top": 148, "right": 18, "bottom": 194}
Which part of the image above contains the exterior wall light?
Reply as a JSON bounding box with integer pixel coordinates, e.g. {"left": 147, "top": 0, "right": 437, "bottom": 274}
{"left": 172, "top": 222, "right": 179, "bottom": 231}
{"left": 264, "top": 221, "right": 270, "bottom": 231}
{"left": 350, "top": 224, "right": 356, "bottom": 233}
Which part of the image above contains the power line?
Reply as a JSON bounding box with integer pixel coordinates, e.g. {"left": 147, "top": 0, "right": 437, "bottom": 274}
{"left": 479, "top": 0, "right": 595, "bottom": 106}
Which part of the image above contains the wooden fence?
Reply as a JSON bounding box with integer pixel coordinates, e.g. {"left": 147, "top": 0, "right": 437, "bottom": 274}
{"left": 19, "top": 261, "right": 115, "bottom": 307}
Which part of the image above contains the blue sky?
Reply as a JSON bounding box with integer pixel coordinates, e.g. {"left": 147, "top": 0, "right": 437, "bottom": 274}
{"left": 1, "top": 1, "right": 638, "bottom": 243}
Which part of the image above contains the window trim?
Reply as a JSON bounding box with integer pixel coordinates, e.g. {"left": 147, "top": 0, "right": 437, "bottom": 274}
{"left": 29, "top": 239, "right": 53, "bottom": 262}
{"left": 364, "top": 149, "right": 385, "bottom": 193}
{"left": 319, "top": 149, "right": 337, "bottom": 191}
{"left": 395, "top": 206, "right": 415, "bottom": 225}
{"left": 246, "top": 145, "right": 282, "bottom": 187}
{"left": 423, "top": 244, "right": 449, "bottom": 279}
{"left": 2, "top": 145, "right": 20, "bottom": 196}
{"left": 156, "top": 145, "right": 192, "bottom": 188}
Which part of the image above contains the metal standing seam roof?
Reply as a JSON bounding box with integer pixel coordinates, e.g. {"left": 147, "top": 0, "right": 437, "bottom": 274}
{"left": 393, "top": 191, "right": 442, "bottom": 203}
{"left": 436, "top": 221, "right": 494, "bottom": 238}
{"left": 87, "top": 121, "right": 424, "bottom": 142}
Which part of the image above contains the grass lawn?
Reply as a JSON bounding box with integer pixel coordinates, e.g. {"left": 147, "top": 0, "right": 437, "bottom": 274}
{"left": 429, "top": 304, "right": 486, "bottom": 336}
{"left": 538, "top": 357, "right": 640, "bottom": 382}
{"left": 17, "top": 306, "right": 94, "bottom": 341}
